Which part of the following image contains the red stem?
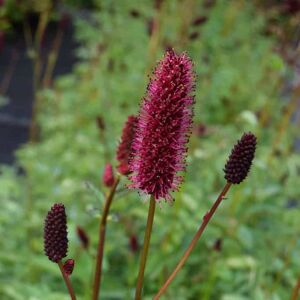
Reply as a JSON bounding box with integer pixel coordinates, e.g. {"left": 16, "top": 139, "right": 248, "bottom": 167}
{"left": 92, "top": 175, "right": 120, "bottom": 300}
{"left": 290, "top": 276, "right": 300, "bottom": 300}
{"left": 154, "top": 182, "right": 232, "bottom": 299}
{"left": 135, "top": 195, "right": 156, "bottom": 300}
{"left": 58, "top": 261, "right": 77, "bottom": 300}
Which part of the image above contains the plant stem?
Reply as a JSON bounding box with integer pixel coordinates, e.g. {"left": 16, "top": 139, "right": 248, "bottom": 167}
{"left": 135, "top": 195, "right": 156, "bottom": 300}
{"left": 43, "top": 28, "right": 64, "bottom": 88}
{"left": 58, "top": 261, "right": 77, "bottom": 300}
{"left": 154, "top": 182, "right": 232, "bottom": 300}
{"left": 92, "top": 175, "right": 120, "bottom": 300}
{"left": 30, "top": 11, "right": 49, "bottom": 142}
{"left": 290, "top": 277, "right": 300, "bottom": 300}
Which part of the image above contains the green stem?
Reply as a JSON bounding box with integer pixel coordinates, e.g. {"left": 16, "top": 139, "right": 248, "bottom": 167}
{"left": 92, "top": 175, "right": 120, "bottom": 300}
{"left": 58, "top": 261, "right": 77, "bottom": 300}
{"left": 135, "top": 195, "right": 156, "bottom": 300}
{"left": 154, "top": 182, "right": 232, "bottom": 300}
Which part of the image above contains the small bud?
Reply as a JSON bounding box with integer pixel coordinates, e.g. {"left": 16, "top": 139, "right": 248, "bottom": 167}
{"left": 189, "top": 32, "right": 199, "bottom": 40}
{"left": 129, "top": 9, "right": 140, "bottom": 18}
{"left": 63, "top": 259, "right": 75, "bottom": 275}
{"left": 96, "top": 116, "right": 105, "bottom": 131}
{"left": 76, "top": 226, "right": 89, "bottom": 250}
{"left": 102, "top": 163, "right": 115, "bottom": 187}
{"left": 116, "top": 115, "right": 137, "bottom": 175}
{"left": 224, "top": 132, "right": 257, "bottom": 184}
{"left": 213, "top": 238, "right": 222, "bottom": 252}
{"left": 129, "top": 234, "right": 139, "bottom": 253}
{"left": 44, "top": 203, "right": 68, "bottom": 263}
{"left": 192, "top": 16, "right": 207, "bottom": 26}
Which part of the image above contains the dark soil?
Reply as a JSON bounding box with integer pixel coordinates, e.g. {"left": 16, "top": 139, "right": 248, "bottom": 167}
{"left": 0, "top": 17, "right": 78, "bottom": 164}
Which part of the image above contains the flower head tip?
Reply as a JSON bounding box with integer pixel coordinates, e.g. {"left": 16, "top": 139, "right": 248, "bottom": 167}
{"left": 130, "top": 49, "right": 195, "bottom": 201}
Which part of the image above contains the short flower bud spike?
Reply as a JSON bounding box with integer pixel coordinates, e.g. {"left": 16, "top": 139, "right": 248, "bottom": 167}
{"left": 76, "top": 226, "right": 89, "bottom": 249}
{"left": 44, "top": 203, "right": 68, "bottom": 263}
{"left": 116, "top": 115, "right": 137, "bottom": 175}
{"left": 130, "top": 49, "right": 195, "bottom": 201}
{"left": 102, "top": 163, "right": 115, "bottom": 187}
{"left": 224, "top": 132, "right": 257, "bottom": 184}
{"left": 63, "top": 259, "right": 75, "bottom": 275}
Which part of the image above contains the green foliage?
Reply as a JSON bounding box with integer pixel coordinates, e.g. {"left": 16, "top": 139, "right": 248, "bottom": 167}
{"left": 0, "top": 0, "right": 299, "bottom": 299}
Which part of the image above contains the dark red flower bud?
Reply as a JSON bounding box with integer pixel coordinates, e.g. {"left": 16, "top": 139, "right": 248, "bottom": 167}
{"left": 130, "top": 9, "right": 140, "bottom": 18}
{"left": 44, "top": 203, "right": 68, "bottom": 263}
{"left": 96, "top": 116, "right": 105, "bottom": 131}
{"left": 192, "top": 16, "right": 207, "bottom": 26}
{"left": 129, "top": 234, "right": 139, "bottom": 253}
{"left": 224, "top": 132, "right": 257, "bottom": 184}
{"left": 76, "top": 226, "right": 89, "bottom": 250}
{"left": 102, "top": 163, "right": 115, "bottom": 187}
{"left": 213, "top": 238, "right": 222, "bottom": 252}
{"left": 116, "top": 115, "right": 137, "bottom": 175}
{"left": 63, "top": 259, "right": 75, "bottom": 275}
{"left": 130, "top": 50, "right": 195, "bottom": 201}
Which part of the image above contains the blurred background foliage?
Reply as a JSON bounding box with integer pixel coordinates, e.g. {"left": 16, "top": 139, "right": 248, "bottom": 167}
{"left": 0, "top": 0, "right": 300, "bottom": 299}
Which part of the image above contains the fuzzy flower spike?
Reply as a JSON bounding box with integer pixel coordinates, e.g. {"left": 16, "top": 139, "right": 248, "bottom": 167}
{"left": 130, "top": 49, "right": 195, "bottom": 202}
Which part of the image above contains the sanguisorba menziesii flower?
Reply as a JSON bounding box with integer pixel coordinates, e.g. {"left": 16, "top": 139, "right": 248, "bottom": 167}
{"left": 44, "top": 203, "right": 68, "bottom": 263}
{"left": 224, "top": 132, "right": 257, "bottom": 184}
{"left": 130, "top": 49, "right": 195, "bottom": 202}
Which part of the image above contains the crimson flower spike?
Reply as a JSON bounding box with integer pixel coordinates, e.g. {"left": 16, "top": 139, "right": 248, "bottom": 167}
{"left": 132, "top": 49, "right": 196, "bottom": 300}
{"left": 154, "top": 132, "right": 257, "bottom": 299}
{"left": 44, "top": 203, "right": 68, "bottom": 263}
{"left": 116, "top": 115, "right": 138, "bottom": 175}
{"left": 224, "top": 132, "right": 257, "bottom": 184}
{"left": 43, "top": 203, "right": 77, "bottom": 300}
{"left": 130, "top": 49, "right": 195, "bottom": 202}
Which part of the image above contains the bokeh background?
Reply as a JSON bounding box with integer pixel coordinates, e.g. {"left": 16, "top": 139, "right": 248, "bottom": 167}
{"left": 0, "top": 0, "right": 300, "bottom": 299}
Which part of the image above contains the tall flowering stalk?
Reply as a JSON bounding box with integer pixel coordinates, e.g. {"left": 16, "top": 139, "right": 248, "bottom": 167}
{"left": 92, "top": 116, "right": 138, "bottom": 300}
{"left": 131, "top": 49, "right": 196, "bottom": 299}
{"left": 44, "top": 203, "right": 76, "bottom": 300}
{"left": 154, "top": 132, "right": 257, "bottom": 299}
